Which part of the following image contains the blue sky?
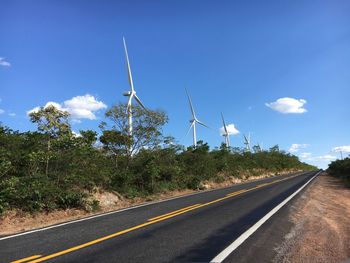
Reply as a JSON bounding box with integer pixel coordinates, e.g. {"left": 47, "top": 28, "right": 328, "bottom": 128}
{"left": 1, "top": 0, "right": 349, "bottom": 168}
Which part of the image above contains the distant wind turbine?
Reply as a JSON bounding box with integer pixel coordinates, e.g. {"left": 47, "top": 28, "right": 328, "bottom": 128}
{"left": 244, "top": 133, "right": 251, "bottom": 152}
{"left": 221, "top": 112, "right": 230, "bottom": 147}
{"left": 122, "top": 37, "right": 147, "bottom": 137}
{"left": 186, "top": 88, "right": 209, "bottom": 147}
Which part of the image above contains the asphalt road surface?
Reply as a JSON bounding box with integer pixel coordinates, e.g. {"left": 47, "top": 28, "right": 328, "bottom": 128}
{"left": 1, "top": 170, "right": 320, "bottom": 263}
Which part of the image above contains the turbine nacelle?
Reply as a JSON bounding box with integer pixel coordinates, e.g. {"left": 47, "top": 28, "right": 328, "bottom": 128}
{"left": 221, "top": 112, "right": 231, "bottom": 147}
{"left": 244, "top": 133, "right": 251, "bottom": 152}
{"left": 185, "top": 88, "right": 209, "bottom": 147}
{"left": 123, "top": 91, "right": 133, "bottom": 96}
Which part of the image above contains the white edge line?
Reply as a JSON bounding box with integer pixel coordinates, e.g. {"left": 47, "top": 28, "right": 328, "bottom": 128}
{"left": 0, "top": 170, "right": 313, "bottom": 241}
{"left": 210, "top": 170, "right": 322, "bottom": 263}
{"left": 0, "top": 188, "right": 217, "bottom": 241}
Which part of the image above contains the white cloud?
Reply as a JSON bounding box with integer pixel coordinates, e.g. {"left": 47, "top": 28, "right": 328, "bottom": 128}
{"left": 72, "top": 131, "right": 82, "bottom": 137}
{"left": 298, "top": 153, "right": 337, "bottom": 169}
{"left": 27, "top": 101, "right": 63, "bottom": 115}
{"left": 27, "top": 94, "right": 107, "bottom": 121}
{"left": 220, "top": 123, "right": 240, "bottom": 136}
{"left": 299, "top": 152, "right": 312, "bottom": 158}
{"left": 8, "top": 113, "right": 16, "bottom": 117}
{"left": 0, "top": 57, "right": 11, "bottom": 67}
{"left": 63, "top": 95, "right": 107, "bottom": 120}
{"left": 289, "top": 143, "right": 309, "bottom": 153}
{"left": 332, "top": 145, "right": 350, "bottom": 153}
{"left": 311, "top": 154, "right": 337, "bottom": 161}
{"left": 301, "top": 153, "right": 336, "bottom": 162}
{"left": 27, "top": 106, "right": 40, "bottom": 115}
{"left": 266, "top": 97, "right": 307, "bottom": 114}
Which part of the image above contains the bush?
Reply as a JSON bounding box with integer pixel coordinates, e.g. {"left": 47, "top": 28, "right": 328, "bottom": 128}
{"left": 327, "top": 158, "right": 350, "bottom": 185}
{"left": 0, "top": 121, "right": 317, "bottom": 215}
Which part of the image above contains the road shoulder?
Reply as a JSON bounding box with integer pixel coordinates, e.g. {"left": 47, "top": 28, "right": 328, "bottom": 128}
{"left": 274, "top": 173, "right": 350, "bottom": 263}
{"left": 225, "top": 173, "right": 350, "bottom": 263}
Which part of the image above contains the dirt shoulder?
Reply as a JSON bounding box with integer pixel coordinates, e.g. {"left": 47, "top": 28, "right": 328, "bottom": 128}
{"left": 0, "top": 170, "right": 298, "bottom": 236}
{"left": 274, "top": 173, "right": 350, "bottom": 263}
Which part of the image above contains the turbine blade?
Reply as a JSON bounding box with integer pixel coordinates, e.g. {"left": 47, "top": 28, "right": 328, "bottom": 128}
{"left": 221, "top": 112, "right": 226, "bottom": 126}
{"left": 185, "top": 88, "right": 196, "bottom": 119}
{"left": 123, "top": 37, "right": 135, "bottom": 92}
{"left": 221, "top": 112, "right": 228, "bottom": 133}
{"left": 134, "top": 94, "right": 147, "bottom": 110}
{"left": 244, "top": 134, "right": 248, "bottom": 143}
{"left": 186, "top": 121, "right": 195, "bottom": 137}
{"left": 196, "top": 120, "right": 210, "bottom": 129}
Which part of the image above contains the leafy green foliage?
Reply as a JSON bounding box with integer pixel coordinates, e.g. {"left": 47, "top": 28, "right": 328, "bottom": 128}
{"left": 0, "top": 103, "right": 316, "bottom": 215}
{"left": 327, "top": 158, "right": 350, "bottom": 186}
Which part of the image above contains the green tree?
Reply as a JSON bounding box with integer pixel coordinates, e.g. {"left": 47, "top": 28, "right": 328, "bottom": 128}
{"left": 29, "top": 105, "right": 71, "bottom": 177}
{"left": 100, "top": 103, "right": 168, "bottom": 165}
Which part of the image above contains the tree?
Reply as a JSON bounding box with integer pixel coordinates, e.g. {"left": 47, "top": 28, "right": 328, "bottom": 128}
{"left": 29, "top": 105, "right": 71, "bottom": 177}
{"left": 100, "top": 103, "right": 168, "bottom": 165}
{"left": 252, "top": 145, "right": 261, "bottom": 153}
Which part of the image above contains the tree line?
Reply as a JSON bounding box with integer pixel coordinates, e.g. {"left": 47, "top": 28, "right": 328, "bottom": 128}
{"left": 327, "top": 158, "right": 350, "bottom": 186}
{"left": 0, "top": 103, "right": 316, "bottom": 215}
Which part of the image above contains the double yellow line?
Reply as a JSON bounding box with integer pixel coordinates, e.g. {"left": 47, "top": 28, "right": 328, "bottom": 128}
{"left": 11, "top": 255, "right": 42, "bottom": 263}
{"left": 147, "top": 204, "right": 202, "bottom": 221}
{"left": 12, "top": 173, "right": 303, "bottom": 263}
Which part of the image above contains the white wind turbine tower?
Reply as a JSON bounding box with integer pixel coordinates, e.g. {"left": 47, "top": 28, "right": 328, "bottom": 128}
{"left": 122, "top": 37, "right": 147, "bottom": 137}
{"left": 186, "top": 88, "right": 209, "bottom": 147}
{"left": 221, "top": 112, "right": 230, "bottom": 147}
{"left": 244, "top": 133, "right": 251, "bottom": 152}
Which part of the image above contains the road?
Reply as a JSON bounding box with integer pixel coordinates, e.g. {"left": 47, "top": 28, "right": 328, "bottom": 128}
{"left": 0, "top": 170, "right": 320, "bottom": 263}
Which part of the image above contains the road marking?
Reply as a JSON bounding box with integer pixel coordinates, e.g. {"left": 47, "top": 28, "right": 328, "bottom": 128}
{"left": 148, "top": 204, "right": 202, "bottom": 221}
{"left": 27, "top": 194, "right": 244, "bottom": 262}
{"left": 10, "top": 171, "right": 312, "bottom": 263}
{"left": 11, "top": 255, "right": 42, "bottom": 263}
{"left": 25, "top": 177, "right": 289, "bottom": 263}
{"left": 210, "top": 170, "right": 321, "bottom": 263}
{"left": 0, "top": 172, "right": 302, "bottom": 242}
{"left": 225, "top": 189, "right": 247, "bottom": 197}
{"left": 1, "top": 172, "right": 305, "bottom": 242}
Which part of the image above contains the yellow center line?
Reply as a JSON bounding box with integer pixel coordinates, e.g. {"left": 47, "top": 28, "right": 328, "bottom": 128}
{"left": 25, "top": 173, "right": 303, "bottom": 263}
{"left": 226, "top": 189, "right": 247, "bottom": 197}
{"left": 11, "top": 255, "right": 42, "bottom": 263}
{"left": 148, "top": 204, "right": 202, "bottom": 221}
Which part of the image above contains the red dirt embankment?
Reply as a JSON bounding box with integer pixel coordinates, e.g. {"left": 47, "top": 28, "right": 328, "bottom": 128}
{"left": 274, "top": 174, "right": 350, "bottom": 263}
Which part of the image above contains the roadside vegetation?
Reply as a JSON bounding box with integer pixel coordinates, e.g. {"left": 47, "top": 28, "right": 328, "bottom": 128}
{"left": 0, "top": 104, "right": 316, "bottom": 215}
{"left": 327, "top": 158, "right": 350, "bottom": 186}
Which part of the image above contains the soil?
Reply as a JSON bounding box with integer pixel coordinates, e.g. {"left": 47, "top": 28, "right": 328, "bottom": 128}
{"left": 0, "top": 169, "right": 298, "bottom": 236}
{"left": 274, "top": 174, "right": 350, "bottom": 263}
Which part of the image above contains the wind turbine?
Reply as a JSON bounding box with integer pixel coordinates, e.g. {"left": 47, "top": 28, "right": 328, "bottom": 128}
{"left": 186, "top": 88, "right": 209, "bottom": 147}
{"left": 221, "top": 112, "right": 230, "bottom": 147}
{"left": 122, "top": 37, "right": 147, "bottom": 137}
{"left": 244, "top": 133, "right": 251, "bottom": 152}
